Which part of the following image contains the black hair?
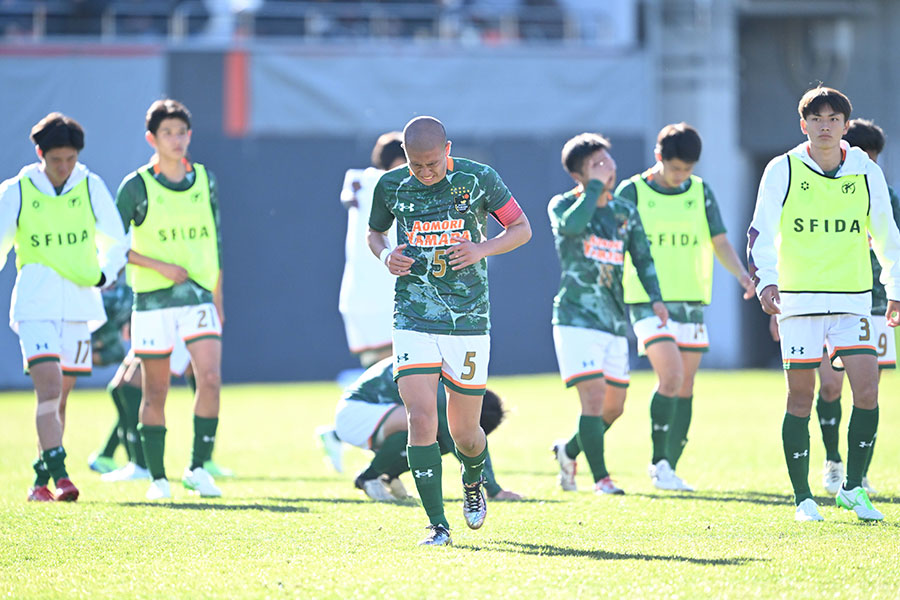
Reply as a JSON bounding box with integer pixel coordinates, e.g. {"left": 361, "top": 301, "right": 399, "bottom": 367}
{"left": 656, "top": 122, "right": 702, "bottom": 163}
{"left": 146, "top": 98, "right": 192, "bottom": 134}
{"left": 798, "top": 86, "right": 852, "bottom": 121}
{"left": 480, "top": 389, "right": 506, "bottom": 435}
{"left": 561, "top": 133, "right": 611, "bottom": 175}
{"left": 371, "top": 131, "right": 404, "bottom": 170}
{"left": 844, "top": 118, "right": 885, "bottom": 156}
{"left": 30, "top": 112, "right": 85, "bottom": 153}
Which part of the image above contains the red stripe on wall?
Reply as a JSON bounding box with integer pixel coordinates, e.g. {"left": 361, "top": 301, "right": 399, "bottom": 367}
{"left": 224, "top": 49, "right": 249, "bottom": 137}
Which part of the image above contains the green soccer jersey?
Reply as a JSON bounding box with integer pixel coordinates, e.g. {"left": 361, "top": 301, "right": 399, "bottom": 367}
{"left": 91, "top": 278, "right": 133, "bottom": 366}
{"left": 343, "top": 358, "right": 501, "bottom": 495}
{"left": 870, "top": 184, "right": 900, "bottom": 315}
{"left": 616, "top": 173, "right": 726, "bottom": 324}
{"left": 369, "top": 158, "right": 514, "bottom": 335}
{"left": 549, "top": 180, "right": 662, "bottom": 336}
{"left": 116, "top": 164, "right": 223, "bottom": 311}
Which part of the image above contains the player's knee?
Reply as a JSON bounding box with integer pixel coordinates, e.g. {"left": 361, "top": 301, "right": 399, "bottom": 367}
{"left": 604, "top": 403, "right": 624, "bottom": 423}
{"left": 657, "top": 372, "right": 683, "bottom": 396}
{"left": 818, "top": 381, "right": 842, "bottom": 402}
{"left": 449, "top": 428, "right": 483, "bottom": 455}
{"left": 406, "top": 408, "right": 436, "bottom": 437}
{"left": 851, "top": 382, "right": 878, "bottom": 409}
{"left": 196, "top": 369, "right": 221, "bottom": 394}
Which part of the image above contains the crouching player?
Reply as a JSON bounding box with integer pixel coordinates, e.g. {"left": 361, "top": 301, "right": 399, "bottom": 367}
{"left": 549, "top": 133, "right": 667, "bottom": 495}
{"left": 335, "top": 357, "right": 522, "bottom": 502}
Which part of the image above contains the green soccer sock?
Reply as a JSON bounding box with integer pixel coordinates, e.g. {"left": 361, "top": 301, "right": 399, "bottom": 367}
{"left": 578, "top": 415, "right": 608, "bottom": 482}
{"left": 846, "top": 406, "right": 878, "bottom": 490}
{"left": 139, "top": 424, "right": 167, "bottom": 480}
{"left": 862, "top": 432, "right": 876, "bottom": 478}
{"left": 190, "top": 416, "right": 218, "bottom": 470}
{"left": 120, "top": 385, "right": 146, "bottom": 468}
{"left": 650, "top": 392, "right": 676, "bottom": 464}
{"left": 32, "top": 456, "right": 50, "bottom": 487}
{"left": 368, "top": 431, "right": 410, "bottom": 479}
{"left": 99, "top": 389, "right": 125, "bottom": 459}
{"left": 816, "top": 394, "right": 842, "bottom": 463}
{"left": 41, "top": 446, "right": 68, "bottom": 484}
{"left": 564, "top": 432, "right": 580, "bottom": 460}
{"left": 668, "top": 395, "right": 693, "bottom": 469}
{"left": 407, "top": 443, "right": 447, "bottom": 528}
{"left": 782, "top": 413, "right": 812, "bottom": 505}
{"left": 456, "top": 439, "right": 488, "bottom": 485}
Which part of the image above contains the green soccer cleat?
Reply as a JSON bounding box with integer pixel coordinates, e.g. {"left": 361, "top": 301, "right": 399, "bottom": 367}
{"left": 88, "top": 452, "right": 119, "bottom": 474}
{"left": 202, "top": 460, "right": 235, "bottom": 478}
{"left": 836, "top": 485, "right": 883, "bottom": 521}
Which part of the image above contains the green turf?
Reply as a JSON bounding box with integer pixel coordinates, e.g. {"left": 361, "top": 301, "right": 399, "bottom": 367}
{"left": 2, "top": 370, "right": 900, "bottom": 599}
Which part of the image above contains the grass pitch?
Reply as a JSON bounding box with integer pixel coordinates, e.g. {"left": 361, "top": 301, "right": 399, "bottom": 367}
{"left": 2, "top": 369, "right": 900, "bottom": 599}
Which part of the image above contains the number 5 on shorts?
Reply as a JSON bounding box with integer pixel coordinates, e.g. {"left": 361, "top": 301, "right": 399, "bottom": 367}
{"left": 461, "top": 351, "right": 476, "bottom": 381}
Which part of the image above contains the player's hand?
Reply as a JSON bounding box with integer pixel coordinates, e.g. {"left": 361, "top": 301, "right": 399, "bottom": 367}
{"left": 158, "top": 262, "right": 189, "bottom": 284}
{"left": 886, "top": 300, "right": 900, "bottom": 328}
{"left": 584, "top": 152, "right": 617, "bottom": 191}
{"left": 385, "top": 244, "right": 414, "bottom": 276}
{"left": 759, "top": 284, "right": 781, "bottom": 315}
{"left": 768, "top": 314, "right": 780, "bottom": 342}
{"left": 651, "top": 301, "right": 669, "bottom": 328}
{"left": 739, "top": 272, "right": 755, "bottom": 300}
{"left": 448, "top": 235, "right": 485, "bottom": 270}
{"left": 490, "top": 489, "right": 523, "bottom": 501}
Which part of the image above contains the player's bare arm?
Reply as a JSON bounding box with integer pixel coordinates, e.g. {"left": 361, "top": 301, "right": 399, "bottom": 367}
{"left": 448, "top": 212, "right": 531, "bottom": 271}
{"left": 651, "top": 301, "right": 669, "bottom": 327}
{"left": 127, "top": 249, "right": 188, "bottom": 283}
{"left": 366, "top": 227, "right": 413, "bottom": 276}
{"left": 758, "top": 284, "right": 781, "bottom": 315}
{"left": 213, "top": 269, "right": 225, "bottom": 324}
{"left": 711, "top": 233, "right": 755, "bottom": 299}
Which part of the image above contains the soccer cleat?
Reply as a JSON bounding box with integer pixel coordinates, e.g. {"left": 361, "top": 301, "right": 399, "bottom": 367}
{"left": 202, "top": 460, "right": 235, "bottom": 478}
{"left": 146, "top": 478, "right": 171, "bottom": 500}
{"left": 101, "top": 462, "right": 151, "bottom": 482}
{"left": 88, "top": 452, "right": 119, "bottom": 474}
{"left": 53, "top": 477, "right": 79, "bottom": 502}
{"left": 836, "top": 485, "right": 883, "bottom": 521}
{"left": 354, "top": 474, "right": 395, "bottom": 502}
{"left": 594, "top": 476, "right": 625, "bottom": 495}
{"left": 822, "top": 460, "right": 844, "bottom": 495}
{"left": 462, "top": 476, "right": 487, "bottom": 530}
{"left": 315, "top": 426, "right": 344, "bottom": 473}
{"left": 27, "top": 485, "right": 55, "bottom": 502}
{"left": 794, "top": 498, "right": 824, "bottom": 522}
{"left": 551, "top": 440, "right": 577, "bottom": 492}
{"left": 382, "top": 475, "right": 410, "bottom": 500}
{"left": 650, "top": 459, "right": 695, "bottom": 492}
{"left": 418, "top": 524, "right": 452, "bottom": 546}
{"left": 861, "top": 476, "right": 878, "bottom": 496}
{"left": 182, "top": 467, "right": 222, "bottom": 497}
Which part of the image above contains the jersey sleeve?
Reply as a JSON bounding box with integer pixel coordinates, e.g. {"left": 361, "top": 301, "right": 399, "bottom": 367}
{"left": 88, "top": 173, "right": 128, "bottom": 284}
{"left": 867, "top": 167, "right": 900, "bottom": 301}
{"left": 0, "top": 177, "right": 21, "bottom": 273}
{"left": 889, "top": 185, "right": 900, "bottom": 230}
{"left": 115, "top": 172, "right": 148, "bottom": 233}
{"left": 548, "top": 180, "right": 603, "bottom": 236}
{"left": 207, "top": 169, "right": 224, "bottom": 268}
{"left": 747, "top": 156, "right": 788, "bottom": 295}
{"left": 702, "top": 182, "right": 727, "bottom": 237}
{"left": 626, "top": 206, "right": 663, "bottom": 302}
{"left": 368, "top": 175, "right": 394, "bottom": 233}
{"left": 341, "top": 169, "right": 363, "bottom": 210}
{"left": 481, "top": 165, "right": 514, "bottom": 213}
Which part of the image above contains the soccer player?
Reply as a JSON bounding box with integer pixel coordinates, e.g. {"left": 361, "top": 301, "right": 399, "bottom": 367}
{"left": 117, "top": 99, "right": 225, "bottom": 500}
{"left": 367, "top": 116, "right": 531, "bottom": 546}
{"left": 317, "top": 132, "right": 408, "bottom": 473}
{"left": 335, "top": 357, "right": 522, "bottom": 502}
{"left": 549, "top": 133, "right": 667, "bottom": 496}
{"left": 0, "top": 112, "right": 127, "bottom": 501}
{"left": 767, "top": 117, "right": 900, "bottom": 497}
{"left": 616, "top": 123, "right": 755, "bottom": 491}
{"left": 748, "top": 86, "right": 900, "bottom": 522}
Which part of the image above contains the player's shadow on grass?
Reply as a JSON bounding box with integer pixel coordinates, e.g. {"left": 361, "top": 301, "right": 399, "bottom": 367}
{"left": 268, "top": 497, "right": 420, "bottom": 506}
{"left": 230, "top": 475, "right": 343, "bottom": 483}
{"left": 629, "top": 490, "right": 795, "bottom": 506}
{"left": 119, "top": 501, "right": 309, "bottom": 513}
{"left": 461, "top": 541, "right": 762, "bottom": 566}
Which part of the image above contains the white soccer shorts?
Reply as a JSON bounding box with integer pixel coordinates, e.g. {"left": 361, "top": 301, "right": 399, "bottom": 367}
{"left": 341, "top": 308, "right": 393, "bottom": 355}
{"left": 872, "top": 316, "right": 897, "bottom": 369}
{"left": 17, "top": 320, "right": 92, "bottom": 376}
{"left": 777, "top": 314, "right": 877, "bottom": 370}
{"left": 334, "top": 398, "right": 402, "bottom": 449}
{"left": 552, "top": 324, "right": 629, "bottom": 388}
{"left": 131, "top": 303, "right": 221, "bottom": 359}
{"left": 392, "top": 329, "right": 490, "bottom": 396}
{"left": 632, "top": 316, "right": 709, "bottom": 355}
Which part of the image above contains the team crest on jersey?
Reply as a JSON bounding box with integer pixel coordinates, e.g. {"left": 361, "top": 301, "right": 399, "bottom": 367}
{"left": 191, "top": 191, "right": 202, "bottom": 203}
{"left": 68, "top": 196, "right": 82, "bottom": 208}
{"left": 842, "top": 181, "right": 856, "bottom": 194}
{"left": 451, "top": 185, "right": 472, "bottom": 213}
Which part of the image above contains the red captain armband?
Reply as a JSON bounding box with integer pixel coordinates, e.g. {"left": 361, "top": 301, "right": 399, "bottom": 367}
{"left": 491, "top": 197, "right": 524, "bottom": 228}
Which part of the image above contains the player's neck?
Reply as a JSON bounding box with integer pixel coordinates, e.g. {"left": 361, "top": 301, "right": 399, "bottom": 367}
{"left": 155, "top": 156, "right": 187, "bottom": 183}
{"left": 807, "top": 143, "right": 842, "bottom": 173}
